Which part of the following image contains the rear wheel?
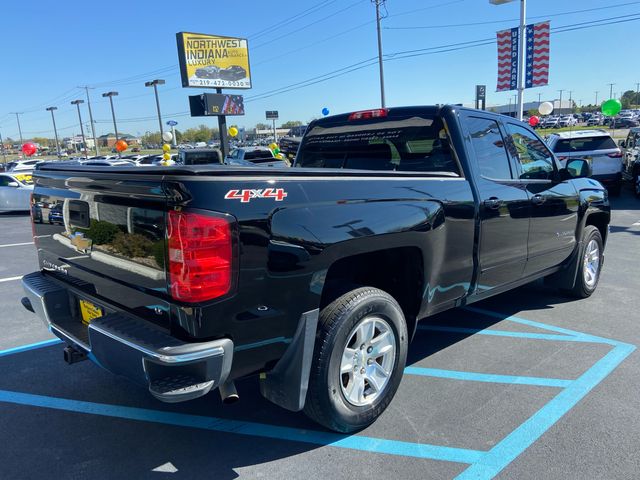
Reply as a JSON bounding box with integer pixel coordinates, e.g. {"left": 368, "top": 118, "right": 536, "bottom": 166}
{"left": 304, "top": 287, "right": 408, "bottom": 433}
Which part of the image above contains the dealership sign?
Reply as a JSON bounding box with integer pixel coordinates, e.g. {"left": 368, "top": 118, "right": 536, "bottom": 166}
{"left": 176, "top": 32, "right": 251, "bottom": 89}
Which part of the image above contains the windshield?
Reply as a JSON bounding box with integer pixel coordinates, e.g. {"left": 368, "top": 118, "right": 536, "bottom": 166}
{"left": 553, "top": 136, "right": 617, "bottom": 153}
{"left": 296, "top": 114, "right": 460, "bottom": 174}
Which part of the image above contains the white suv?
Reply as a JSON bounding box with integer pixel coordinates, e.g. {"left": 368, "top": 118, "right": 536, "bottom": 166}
{"left": 546, "top": 129, "right": 624, "bottom": 195}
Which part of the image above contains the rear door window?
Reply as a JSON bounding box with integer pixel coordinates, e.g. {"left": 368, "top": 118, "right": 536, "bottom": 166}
{"left": 553, "top": 136, "right": 617, "bottom": 153}
{"left": 466, "top": 117, "right": 513, "bottom": 180}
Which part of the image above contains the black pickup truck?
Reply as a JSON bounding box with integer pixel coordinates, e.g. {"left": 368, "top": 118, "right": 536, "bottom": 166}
{"left": 22, "top": 106, "right": 609, "bottom": 433}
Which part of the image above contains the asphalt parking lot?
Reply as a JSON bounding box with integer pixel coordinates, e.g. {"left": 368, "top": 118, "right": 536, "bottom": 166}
{"left": 1, "top": 189, "right": 639, "bottom": 479}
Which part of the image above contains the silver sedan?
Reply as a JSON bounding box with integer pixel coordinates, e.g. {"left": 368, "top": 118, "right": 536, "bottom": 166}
{"left": 0, "top": 172, "right": 34, "bottom": 212}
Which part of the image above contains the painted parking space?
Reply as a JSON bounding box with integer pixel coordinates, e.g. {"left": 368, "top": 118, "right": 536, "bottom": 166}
{"left": 0, "top": 307, "right": 633, "bottom": 479}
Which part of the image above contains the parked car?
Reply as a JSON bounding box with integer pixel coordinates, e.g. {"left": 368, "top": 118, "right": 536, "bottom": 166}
{"left": 7, "top": 159, "right": 43, "bottom": 172}
{"left": 620, "top": 126, "right": 640, "bottom": 197}
{"left": 47, "top": 203, "right": 64, "bottom": 224}
{"left": 195, "top": 66, "right": 221, "bottom": 79}
{"left": 225, "top": 147, "right": 289, "bottom": 168}
{"left": 587, "top": 115, "right": 604, "bottom": 126}
{"left": 22, "top": 105, "right": 609, "bottom": 433}
{"left": 546, "top": 129, "right": 624, "bottom": 195}
{"left": 612, "top": 117, "right": 639, "bottom": 128}
{"left": 558, "top": 115, "right": 577, "bottom": 127}
{"left": 0, "top": 172, "right": 33, "bottom": 211}
{"left": 218, "top": 65, "right": 247, "bottom": 81}
{"left": 80, "top": 159, "right": 136, "bottom": 167}
{"left": 540, "top": 116, "right": 559, "bottom": 128}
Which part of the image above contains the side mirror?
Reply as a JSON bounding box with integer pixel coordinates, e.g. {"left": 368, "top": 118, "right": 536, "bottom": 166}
{"left": 7, "top": 181, "right": 20, "bottom": 188}
{"left": 561, "top": 158, "right": 591, "bottom": 180}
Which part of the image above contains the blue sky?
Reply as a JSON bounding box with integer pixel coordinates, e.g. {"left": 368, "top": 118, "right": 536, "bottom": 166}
{"left": 0, "top": 0, "right": 638, "bottom": 140}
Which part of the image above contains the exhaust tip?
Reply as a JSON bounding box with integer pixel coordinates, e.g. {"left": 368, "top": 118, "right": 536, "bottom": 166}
{"left": 219, "top": 381, "right": 239, "bottom": 405}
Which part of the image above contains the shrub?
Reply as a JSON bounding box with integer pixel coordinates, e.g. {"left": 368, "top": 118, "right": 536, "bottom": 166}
{"left": 87, "top": 220, "right": 121, "bottom": 245}
{"left": 112, "top": 232, "right": 153, "bottom": 258}
{"left": 152, "top": 240, "right": 166, "bottom": 269}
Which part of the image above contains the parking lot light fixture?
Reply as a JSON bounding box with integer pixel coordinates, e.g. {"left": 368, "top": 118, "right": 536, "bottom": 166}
{"left": 46, "top": 107, "right": 61, "bottom": 159}
{"left": 70, "top": 100, "right": 87, "bottom": 159}
{"left": 102, "top": 91, "right": 120, "bottom": 152}
{"left": 490, "top": 0, "right": 526, "bottom": 121}
{"left": 145, "top": 79, "right": 165, "bottom": 139}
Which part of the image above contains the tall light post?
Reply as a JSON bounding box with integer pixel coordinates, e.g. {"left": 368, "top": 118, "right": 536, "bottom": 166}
{"left": 102, "top": 91, "right": 119, "bottom": 153}
{"left": 595, "top": 91, "right": 599, "bottom": 106}
{"left": 568, "top": 91, "right": 573, "bottom": 113}
{"left": 372, "top": 0, "right": 386, "bottom": 108}
{"left": 0, "top": 130, "right": 6, "bottom": 165}
{"left": 490, "top": 0, "right": 526, "bottom": 120}
{"left": 558, "top": 89, "right": 564, "bottom": 113}
{"left": 607, "top": 83, "right": 615, "bottom": 100}
{"left": 46, "top": 107, "right": 61, "bottom": 159}
{"left": 71, "top": 100, "right": 88, "bottom": 159}
{"left": 145, "top": 79, "right": 165, "bottom": 140}
{"left": 10, "top": 112, "right": 24, "bottom": 158}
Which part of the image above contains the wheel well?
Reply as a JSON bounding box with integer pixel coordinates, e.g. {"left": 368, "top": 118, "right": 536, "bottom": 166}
{"left": 320, "top": 247, "right": 424, "bottom": 338}
{"left": 585, "top": 213, "right": 609, "bottom": 245}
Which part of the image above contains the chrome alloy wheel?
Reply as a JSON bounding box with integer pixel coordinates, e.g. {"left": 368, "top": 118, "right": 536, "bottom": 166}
{"left": 339, "top": 316, "right": 396, "bottom": 407}
{"left": 583, "top": 239, "right": 600, "bottom": 288}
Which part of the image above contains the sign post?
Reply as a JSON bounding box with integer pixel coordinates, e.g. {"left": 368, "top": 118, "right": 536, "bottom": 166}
{"left": 266, "top": 111, "right": 279, "bottom": 143}
{"left": 166, "top": 120, "right": 178, "bottom": 147}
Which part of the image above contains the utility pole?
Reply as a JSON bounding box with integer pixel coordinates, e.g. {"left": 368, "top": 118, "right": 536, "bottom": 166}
{"left": 145, "top": 79, "right": 165, "bottom": 139}
{"left": 568, "top": 91, "right": 573, "bottom": 113}
{"left": 558, "top": 89, "right": 564, "bottom": 113}
{"left": 102, "top": 91, "right": 119, "bottom": 155}
{"left": 0, "top": 130, "right": 6, "bottom": 165}
{"left": 373, "top": 0, "right": 386, "bottom": 108}
{"left": 516, "top": 0, "right": 526, "bottom": 120}
{"left": 608, "top": 83, "right": 615, "bottom": 100}
{"left": 79, "top": 86, "right": 99, "bottom": 155}
{"left": 46, "top": 107, "right": 61, "bottom": 159}
{"left": 71, "top": 100, "right": 88, "bottom": 159}
{"left": 595, "top": 91, "right": 599, "bottom": 106}
{"left": 11, "top": 112, "right": 24, "bottom": 158}
{"left": 537, "top": 92, "right": 542, "bottom": 104}
{"left": 635, "top": 82, "right": 640, "bottom": 107}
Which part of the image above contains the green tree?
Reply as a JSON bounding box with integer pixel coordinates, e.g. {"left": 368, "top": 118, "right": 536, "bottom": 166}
{"left": 281, "top": 120, "right": 303, "bottom": 128}
{"left": 141, "top": 132, "right": 161, "bottom": 146}
{"left": 255, "top": 123, "right": 269, "bottom": 130}
{"left": 621, "top": 90, "right": 637, "bottom": 109}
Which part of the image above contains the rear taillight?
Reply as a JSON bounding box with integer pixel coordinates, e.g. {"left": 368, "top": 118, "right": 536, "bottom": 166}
{"left": 607, "top": 152, "right": 623, "bottom": 158}
{"left": 167, "top": 210, "right": 234, "bottom": 303}
{"left": 348, "top": 109, "right": 388, "bottom": 121}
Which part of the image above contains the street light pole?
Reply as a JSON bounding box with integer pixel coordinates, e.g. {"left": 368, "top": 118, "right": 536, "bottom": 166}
{"left": 595, "top": 91, "right": 599, "bottom": 106}
{"left": 102, "top": 91, "right": 119, "bottom": 154}
{"left": 608, "top": 83, "right": 615, "bottom": 100}
{"left": 558, "top": 89, "right": 564, "bottom": 113}
{"left": 10, "top": 112, "right": 24, "bottom": 158}
{"left": 0, "top": 130, "right": 6, "bottom": 165}
{"left": 71, "top": 100, "right": 87, "bottom": 159}
{"left": 373, "top": 0, "right": 386, "bottom": 108}
{"left": 46, "top": 107, "right": 61, "bottom": 159}
{"left": 635, "top": 82, "right": 640, "bottom": 108}
{"left": 145, "top": 79, "right": 165, "bottom": 139}
{"left": 568, "top": 91, "right": 573, "bottom": 113}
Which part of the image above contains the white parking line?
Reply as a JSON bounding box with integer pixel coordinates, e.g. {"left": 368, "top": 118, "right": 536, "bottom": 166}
{"left": 0, "top": 276, "right": 23, "bottom": 283}
{"left": 0, "top": 242, "right": 34, "bottom": 248}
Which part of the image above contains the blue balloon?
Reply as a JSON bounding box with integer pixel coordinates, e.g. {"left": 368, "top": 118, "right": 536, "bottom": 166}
{"left": 322, "top": 107, "right": 330, "bottom": 116}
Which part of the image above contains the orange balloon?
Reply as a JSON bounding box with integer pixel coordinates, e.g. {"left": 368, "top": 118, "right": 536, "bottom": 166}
{"left": 115, "top": 140, "right": 128, "bottom": 152}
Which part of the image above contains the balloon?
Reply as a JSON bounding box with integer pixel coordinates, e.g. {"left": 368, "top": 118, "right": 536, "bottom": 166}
{"left": 269, "top": 142, "right": 278, "bottom": 151}
{"left": 228, "top": 127, "right": 238, "bottom": 137}
{"left": 115, "top": 140, "right": 128, "bottom": 152}
{"left": 163, "top": 152, "right": 171, "bottom": 161}
{"left": 528, "top": 115, "right": 540, "bottom": 127}
{"left": 322, "top": 108, "right": 330, "bottom": 116}
{"left": 162, "top": 143, "right": 171, "bottom": 152}
{"left": 275, "top": 153, "right": 284, "bottom": 159}
{"left": 21, "top": 142, "right": 37, "bottom": 157}
{"left": 162, "top": 131, "right": 173, "bottom": 142}
{"left": 273, "top": 147, "right": 280, "bottom": 155}
{"left": 601, "top": 99, "right": 621, "bottom": 117}
{"left": 538, "top": 102, "right": 554, "bottom": 116}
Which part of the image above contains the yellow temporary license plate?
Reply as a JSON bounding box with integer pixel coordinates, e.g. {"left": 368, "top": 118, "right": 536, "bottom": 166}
{"left": 79, "top": 299, "right": 103, "bottom": 326}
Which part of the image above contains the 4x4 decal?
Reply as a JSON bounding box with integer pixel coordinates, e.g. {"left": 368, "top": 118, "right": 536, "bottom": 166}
{"left": 224, "top": 188, "right": 288, "bottom": 203}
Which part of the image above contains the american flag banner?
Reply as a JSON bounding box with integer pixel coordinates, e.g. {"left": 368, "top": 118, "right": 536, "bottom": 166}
{"left": 525, "top": 21, "right": 550, "bottom": 88}
{"left": 496, "top": 27, "right": 519, "bottom": 92}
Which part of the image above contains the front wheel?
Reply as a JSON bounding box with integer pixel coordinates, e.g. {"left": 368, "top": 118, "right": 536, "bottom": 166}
{"left": 304, "top": 287, "right": 408, "bottom": 433}
{"left": 569, "top": 226, "right": 604, "bottom": 298}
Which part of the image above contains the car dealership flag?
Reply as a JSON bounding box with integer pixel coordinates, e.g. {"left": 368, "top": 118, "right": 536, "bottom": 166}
{"left": 496, "top": 21, "right": 550, "bottom": 92}
{"left": 496, "top": 27, "right": 519, "bottom": 92}
{"left": 525, "top": 21, "right": 550, "bottom": 88}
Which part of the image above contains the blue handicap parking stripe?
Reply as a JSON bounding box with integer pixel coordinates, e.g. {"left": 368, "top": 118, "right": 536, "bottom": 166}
{"left": 416, "top": 325, "right": 590, "bottom": 342}
{"left": 404, "top": 366, "right": 572, "bottom": 388}
{"left": 0, "top": 389, "right": 485, "bottom": 464}
{"left": 455, "top": 342, "right": 636, "bottom": 479}
{"left": 0, "top": 338, "right": 62, "bottom": 357}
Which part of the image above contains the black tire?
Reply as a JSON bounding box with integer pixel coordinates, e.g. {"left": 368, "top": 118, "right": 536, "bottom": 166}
{"left": 569, "top": 226, "right": 604, "bottom": 298}
{"left": 304, "top": 287, "right": 408, "bottom": 433}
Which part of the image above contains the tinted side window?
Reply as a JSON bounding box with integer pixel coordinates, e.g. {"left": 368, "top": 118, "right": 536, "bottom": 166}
{"left": 0, "top": 176, "right": 13, "bottom": 186}
{"left": 506, "top": 124, "right": 555, "bottom": 180}
{"left": 467, "top": 117, "right": 512, "bottom": 179}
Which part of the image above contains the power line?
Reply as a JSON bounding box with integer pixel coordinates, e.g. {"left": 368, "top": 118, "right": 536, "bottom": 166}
{"left": 248, "top": 0, "right": 340, "bottom": 41}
